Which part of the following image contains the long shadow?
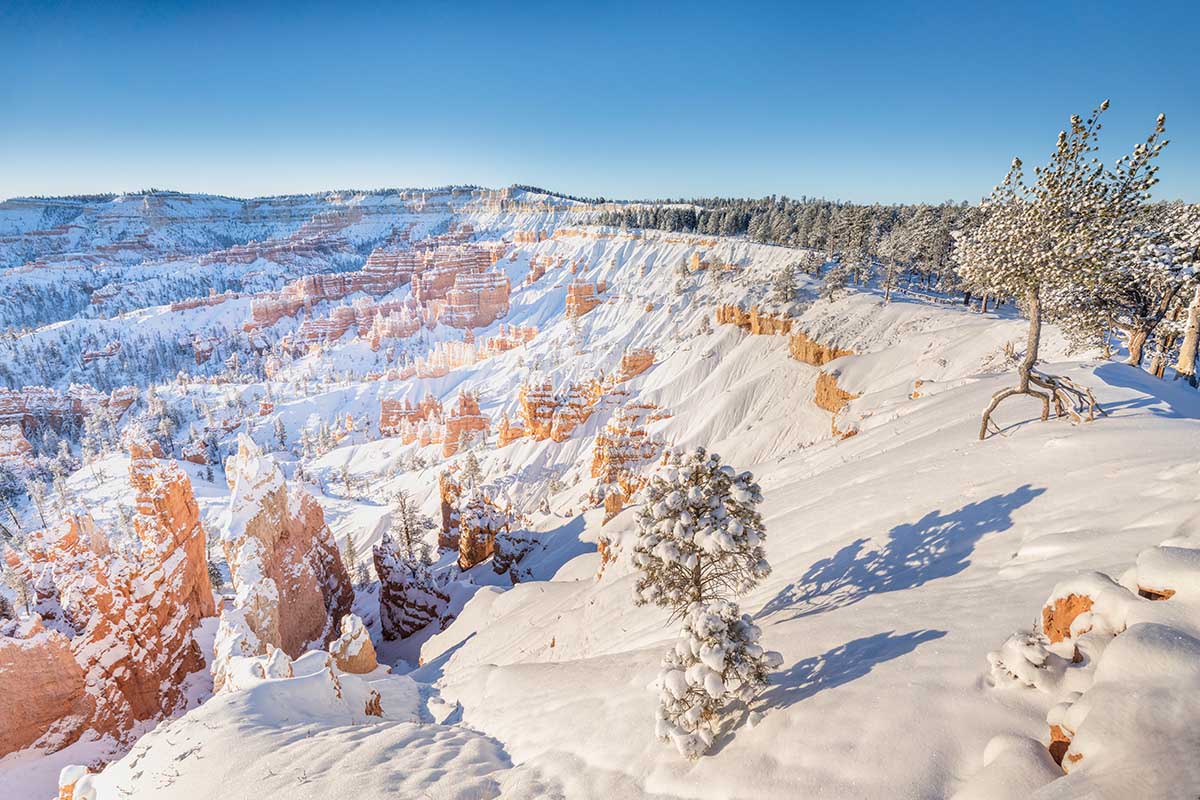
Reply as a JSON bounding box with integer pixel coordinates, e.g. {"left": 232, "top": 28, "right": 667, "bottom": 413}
{"left": 760, "top": 629, "right": 946, "bottom": 712}
{"left": 758, "top": 484, "right": 1045, "bottom": 622}
{"left": 1093, "top": 362, "right": 1198, "bottom": 419}
{"left": 709, "top": 629, "right": 946, "bottom": 755}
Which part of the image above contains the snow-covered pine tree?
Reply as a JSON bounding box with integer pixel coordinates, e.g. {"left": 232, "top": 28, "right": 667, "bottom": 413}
{"left": 632, "top": 447, "right": 770, "bottom": 614}
{"left": 461, "top": 451, "right": 483, "bottom": 488}
{"left": 655, "top": 600, "right": 783, "bottom": 759}
{"left": 956, "top": 101, "right": 1168, "bottom": 438}
{"left": 769, "top": 264, "right": 797, "bottom": 307}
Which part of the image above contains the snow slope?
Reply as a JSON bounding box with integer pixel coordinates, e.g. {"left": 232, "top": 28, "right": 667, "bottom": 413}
{"left": 3, "top": 198, "right": 1199, "bottom": 799}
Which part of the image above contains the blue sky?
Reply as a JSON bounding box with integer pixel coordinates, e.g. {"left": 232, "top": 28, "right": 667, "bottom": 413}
{"left": 2, "top": 0, "right": 1197, "bottom": 203}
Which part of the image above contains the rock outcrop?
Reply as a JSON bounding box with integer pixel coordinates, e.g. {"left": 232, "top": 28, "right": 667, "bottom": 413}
{"left": 0, "top": 616, "right": 90, "bottom": 756}
{"left": 0, "top": 423, "right": 34, "bottom": 470}
{"left": 373, "top": 534, "right": 450, "bottom": 640}
{"left": 455, "top": 488, "right": 516, "bottom": 570}
{"left": 589, "top": 402, "right": 669, "bottom": 520}
{"left": 441, "top": 391, "right": 490, "bottom": 457}
{"left": 329, "top": 614, "right": 379, "bottom": 674}
{"left": 215, "top": 435, "right": 353, "bottom": 689}
{"left": 1, "top": 440, "right": 216, "bottom": 757}
{"left": 789, "top": 331, "right": 854, "bottom": 366}
{"left": 715, "top": 304, "right": 792, "bottom": 335}
{"left": 565, "top": 280, "right": 606, "bottom": 318}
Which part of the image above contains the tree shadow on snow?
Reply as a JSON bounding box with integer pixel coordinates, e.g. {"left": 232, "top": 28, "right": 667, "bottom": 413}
{"left": 710, "top": 629, "right": 946, "bottom": 755}
{"left": 757, "top": 484, "right": 1045, "bottom": 623}
{"left": 1091, "top": 362, "right": 1198, "bottom": 420}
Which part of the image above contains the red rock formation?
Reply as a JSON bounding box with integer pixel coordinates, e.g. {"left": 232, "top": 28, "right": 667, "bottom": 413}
{"left": 380, "top": 393, "right": 443, "bottom": 438}
{"left": 496, "top": 411, "right": 526, "bottom": 447}
{"left": 442, "top": 391, "right": 490, "bottom": 458}
{"left": 0, "top": 440, "right": 216, "bottom": 757}
{"left": 550, "top": 381, "right": 602, "bottom": 442}
{"left": 80, "top": 341, "right": 121, "bottom": 365}
{"left": 218, "top": 435, "right": 353, "bottom": 674}
{"left": 614, "top": 348, "right": 654, "bottom": 382}
{"left": 169, "top": 289, "right": 241, "bottom": 312}
{"left": 814, "top": 371, "right": 859, "bottom": 415}
{"left": 0, "top": 384, "right": 135, "bottom": 432}
{"left": 456, "top": 489, "right": 515, "bottom": 570}
{"left": 1041, "top": 594, "right": 1095, "bottom": 645}
{"left": 790, "top": 331, "right": 854, "bottom": 366}
{"left": 715, "top": 304, "right": 793, "bottom": 335}
{"left": 566, "top": 281, "right": 604, "bottom": 318}
{"left": 441, "top": 271, "right": 511, "bottom": 329}
{"left": 518, "top": 381, "right": 560, "bottom": 441}
{"left": 329, "top": 614, "right": 379, "bottom": 674}
{"left": 438, "top": 469, "right": 463, "bottom": 550}
{"left": 0, "top": 616, "right": 91, "bottom": 756}
{"left": 589, "top": 403, "right": 670, "bottom": 521}
{"left": 0, "top": 423, "right": 34, "bottom": 470}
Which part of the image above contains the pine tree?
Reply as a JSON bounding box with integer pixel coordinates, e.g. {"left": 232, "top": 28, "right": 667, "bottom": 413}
{"left": 632, "top": 448, "right": 770, "bottom": 615}
{"left": 461, "top": 451, "right": 483, "bottom": 488}
{"left": 389, "top": 489, "right": 437, "bottom": 560}
{"left": 769, "top": 263, "right": 797, "bottom": 307}
{"left": 655, "top": 601, "right": 782, "bottom": 759}
{"left": 343, "top": 531, "right": 360, "bottom": 581}
{"left": 956, "top": 101, "right": 1168, "bottom": 439}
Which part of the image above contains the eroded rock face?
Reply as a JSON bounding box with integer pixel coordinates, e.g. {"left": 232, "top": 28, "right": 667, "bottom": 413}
{"left": 373, "top": 536, "right": 449, "bottom": 641}
{"left": 442, "top": 392, "right": 490, "bottom": 458}
{"left": 715, "top": 304, "right": 791, "bottom": 335}
{"left": 789, "top": 331, "right": 854, "bottom": 366}
{"left": 589, "top": 402, "right": 669, "bottom": 521}
{"left": 0, "top": 616, "right": 91, "bottom": 756}
{"left": 565, "top": 281, "right": 605, "bottom": 318}
{"left": 329, "top": 614, "right": 379, "bottom": 674}
{"left": 0, "top": 423, "right": 34, "bottom": 470}
{"left": 456, "top": 489, "right": 515, "bottom": 570}
{"left": 1041, "top": 594, "right": 1095, "bottom": 644}
{"left": 1, "top": 441, "right": 216, "bottom": 756}
{"left": 218, "top": 435, "right": 353, "bottom": 681}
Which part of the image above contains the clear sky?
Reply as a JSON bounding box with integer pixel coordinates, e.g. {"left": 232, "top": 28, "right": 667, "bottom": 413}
{"left": 2, "top": 0, "right": 1198, "bottom": 203}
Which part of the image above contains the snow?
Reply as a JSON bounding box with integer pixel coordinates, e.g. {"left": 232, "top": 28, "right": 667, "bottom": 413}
{"left": 3, "top": 193, "right": 1200, "bottom": 798}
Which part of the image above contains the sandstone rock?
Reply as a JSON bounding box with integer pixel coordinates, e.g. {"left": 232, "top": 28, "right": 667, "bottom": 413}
{"left": 442, "top": 391, "right": 490, "bottom": 458}
{"left": 456, "top": 488, "right": 515, "bottom": 570}
{"left": 715, "top": 304, "right": 792, "bottom": 335}
{"left": 218, "top": 435, "right": 353, "bottom": 678}
{"left": 0, "top": 616, "right": 91, "bottom": 756}
{"left": 565, "top": 281, "right": 604, "bottom": 318}
{"left": 329, "top": 614, "right": 378, "bottom": 674}
{"left": 374, "top": 534, "right": 449, "bottom": 641}
{"left": 2, "top": 440, "right": 216, "bottom": 756}
{"left": 590, "top": 402, "right": 668, "bottom": 520}
{"left": 613, "top": 348, "right": 654, "bottom": 382}
{"left": 789, "top": 330, "right": 854, "bottom": 366}
{"left": 0, "top": 423, "right": 34, "bottom": 470}
{"left": 1041, "top": 594, "right": 1095, "bottom": 644}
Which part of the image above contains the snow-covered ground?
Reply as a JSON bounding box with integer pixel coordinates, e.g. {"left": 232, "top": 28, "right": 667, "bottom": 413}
{"left": 2, "top": 194, "right": 1198, "bottom": 798}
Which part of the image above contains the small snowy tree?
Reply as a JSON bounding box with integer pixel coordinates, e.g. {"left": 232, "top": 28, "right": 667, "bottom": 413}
{"left": 389, "top": 489, "right": 436, "bottom": 560}
{"left": 769, "top": 264, "right": 796, "bottom": 307}
{"left": 460, "top": 451, "right": 483, "bottom": 488}
{"left": 632, "top": 448, "right": 770, "bottom": 614}
{"left": 655, "top": 601, "right": 782, "bottom": 759}
{"left": 273, "top": 417, "right": 287, "bottom": 451}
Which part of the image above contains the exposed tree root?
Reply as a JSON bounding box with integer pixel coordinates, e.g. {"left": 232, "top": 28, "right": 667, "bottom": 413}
{"left": 979, "top": 369, "right": 1105, "bottom": 440}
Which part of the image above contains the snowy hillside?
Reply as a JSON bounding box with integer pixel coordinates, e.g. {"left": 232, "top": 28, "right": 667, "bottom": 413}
{"left": 1, "top": 187, "right": 1198, "bottom": 800}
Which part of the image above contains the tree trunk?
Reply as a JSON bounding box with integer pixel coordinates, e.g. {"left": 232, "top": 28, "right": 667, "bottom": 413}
{"left": 1126, "top": 328, "right": 1149, "bottom": 367}
{"left": 1174, "top": 285, "right": 1200, "bottom": 387}
{"left": 1018, "top": 288, "right": 1042, "bottom": 391}
{"left": 980, "top": 294, "right": 990, "bottom": 313}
